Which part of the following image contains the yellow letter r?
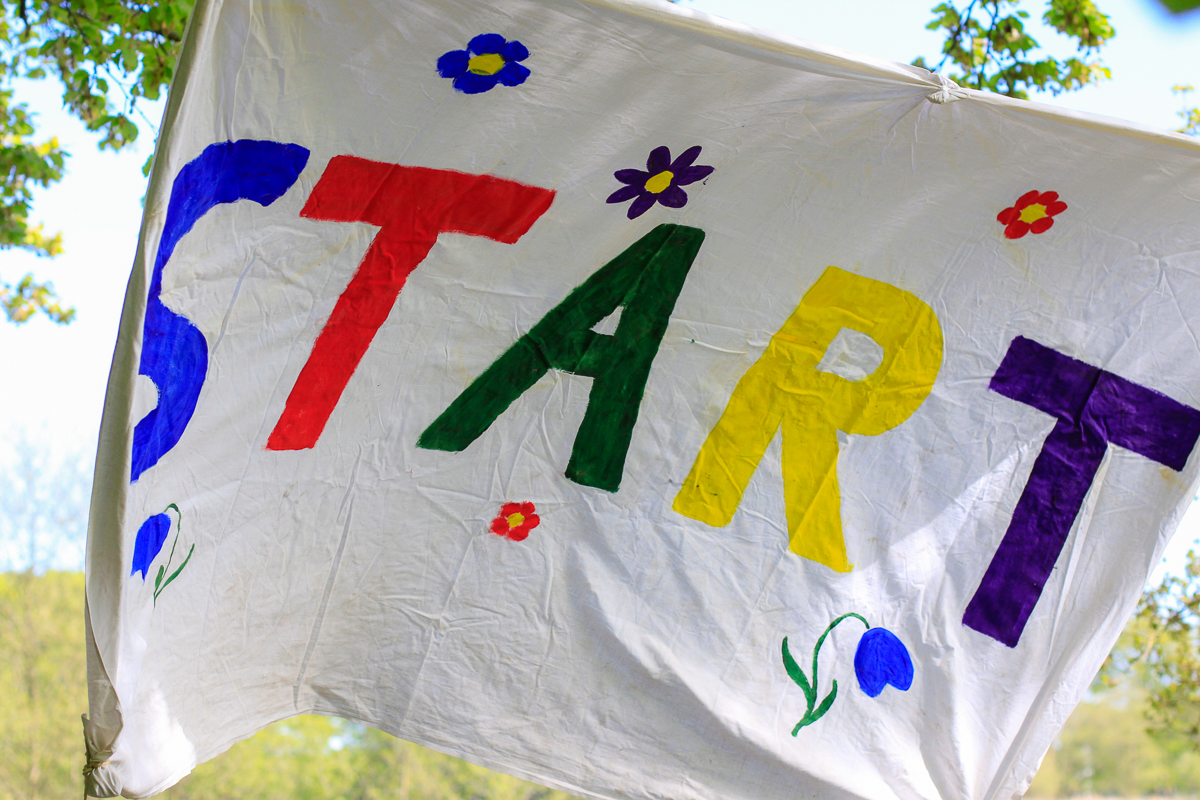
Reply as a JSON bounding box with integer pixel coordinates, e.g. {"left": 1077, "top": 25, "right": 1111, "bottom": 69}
{"left": 672, "top": 267, "right": 943, "bottom": 572}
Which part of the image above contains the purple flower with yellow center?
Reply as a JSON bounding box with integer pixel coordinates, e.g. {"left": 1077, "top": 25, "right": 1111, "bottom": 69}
{"left": 607, "top": 145, "right": 715, "bottom": 220}
{"left": 437, "top": 34, "right": 530, "bottom": 95}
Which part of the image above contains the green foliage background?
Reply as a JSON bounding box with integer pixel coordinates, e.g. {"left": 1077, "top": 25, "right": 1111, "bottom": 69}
{"left": 912, "top": 0, "right": 1114, "bottom": 98}
{"left": 0, "top": 570, "right": 583, "bottom": 800}
{"left": 1028, "top": 690, "right": 1200, "bottom": 797}
{"left": 0, "top": 0, "right": 191, "bottom": 324}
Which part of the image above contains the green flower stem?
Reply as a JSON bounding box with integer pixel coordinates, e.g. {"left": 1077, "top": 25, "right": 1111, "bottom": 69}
{"left": 809, "top": 612, "right": 869, "bottom": 696}
{"left": 783, "top": 612, "right": 870, "bottom": 735}
{"left": 152, "top": 504, "right": 192, "bottom": 606}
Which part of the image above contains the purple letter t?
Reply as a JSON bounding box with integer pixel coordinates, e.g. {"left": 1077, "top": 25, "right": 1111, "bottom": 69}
{"left": 963, "top": 336, "right": 1200, "bottom": 647}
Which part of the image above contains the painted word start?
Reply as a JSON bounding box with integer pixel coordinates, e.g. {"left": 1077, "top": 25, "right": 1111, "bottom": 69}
{"left": 134, "top": 141, "right": 1200, "bottom": 649}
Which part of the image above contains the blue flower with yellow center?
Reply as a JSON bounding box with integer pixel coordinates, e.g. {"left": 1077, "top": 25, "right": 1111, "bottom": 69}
{"left": 437, "top": 34, "right": 530, "bottom": 94}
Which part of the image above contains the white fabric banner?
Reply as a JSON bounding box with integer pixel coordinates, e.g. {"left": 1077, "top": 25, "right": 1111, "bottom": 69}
{"left": 84, "top": 1, "right": 1200, "bottom": 798}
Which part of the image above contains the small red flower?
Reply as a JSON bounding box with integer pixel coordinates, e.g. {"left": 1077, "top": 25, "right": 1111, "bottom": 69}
{"left": 490, "top": 501, "right": 539, "bottom": 541}
{"left": 997, "top": 190, "right": 1068, "bottom": 239}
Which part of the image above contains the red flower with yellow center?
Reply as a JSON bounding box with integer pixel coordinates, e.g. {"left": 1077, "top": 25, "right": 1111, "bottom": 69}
{"left": 997, "top": 190, "right": 1068, "bottom": 239}
{"left": 490, "top": 501, "right": 540, "bottom": 541}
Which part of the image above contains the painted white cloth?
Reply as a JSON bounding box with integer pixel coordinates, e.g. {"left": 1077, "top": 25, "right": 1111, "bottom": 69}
{"left": 84, "top": 1, "right": 1200, "bottom": 798}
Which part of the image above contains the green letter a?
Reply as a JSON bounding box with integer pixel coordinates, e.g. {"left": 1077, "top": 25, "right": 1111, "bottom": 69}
{"left": 418, "top": 224, "right": 705, "bottom": 492}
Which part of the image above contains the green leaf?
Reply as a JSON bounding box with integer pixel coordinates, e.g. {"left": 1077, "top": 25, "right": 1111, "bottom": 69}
{"left": 781, "top": 637, "right": 814, "bottom": 702}
{"left": 812, "top": 680, "right": 838, "bottom": 721}
{"left": 153, "top": 543, "right": 194, "bottom": 603}
{"left": 790, "top": 681, "right": 839, "bottom": 735}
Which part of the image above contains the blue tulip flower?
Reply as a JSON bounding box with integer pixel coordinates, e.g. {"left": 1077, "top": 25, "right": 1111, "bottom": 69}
{"left": 854, "top": 627, "right": 914, "bottom": 698}
{"left": 437, "top": 34, "right": 531, "bottom": 94}
{"left": 131, "top": 512, "right": 172, "bottom": 579}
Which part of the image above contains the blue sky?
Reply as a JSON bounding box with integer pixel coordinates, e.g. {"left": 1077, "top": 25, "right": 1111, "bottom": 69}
{"left": 6, "top": 0, "right": 1200, "bottom": 575}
